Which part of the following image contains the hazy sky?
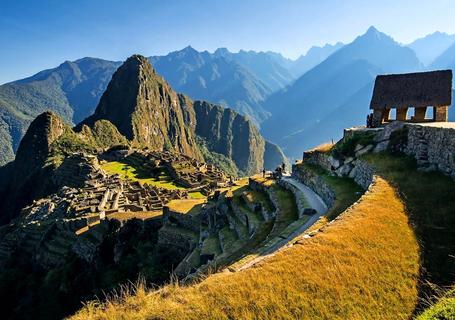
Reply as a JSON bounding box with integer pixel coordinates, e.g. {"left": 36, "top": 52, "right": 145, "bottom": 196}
{"left": 1, "top": 0, "right": 455, "bottom": 84}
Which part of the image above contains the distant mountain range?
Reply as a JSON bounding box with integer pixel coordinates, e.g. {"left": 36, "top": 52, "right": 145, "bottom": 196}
{"left": 408, "top": 32, "right": 455, "bottom": 66}
{"left": 0, "top": 26, "right": 454, "bottom": 164}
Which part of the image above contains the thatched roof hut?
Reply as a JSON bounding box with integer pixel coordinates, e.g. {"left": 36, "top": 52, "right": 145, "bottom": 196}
{"left": 370, "top": 70, "right": 452, "bottom": 110}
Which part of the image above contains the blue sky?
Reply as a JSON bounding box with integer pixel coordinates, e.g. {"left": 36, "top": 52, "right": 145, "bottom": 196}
{"left": 1, "top": 0, "right": 455, "bottom": 84}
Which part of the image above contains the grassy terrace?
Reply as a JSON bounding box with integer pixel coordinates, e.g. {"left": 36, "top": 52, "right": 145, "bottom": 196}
{"left": 166, "top": 199, "right": 207, "bottom": 215}
{"left": 101, "top": 160, "right": 204, "bottom": 199}
{"left": 101, "top": 161, "right": 184, "bottom": 190}
{"left": 73, "top": 177, "right": 420, "bottom": 319}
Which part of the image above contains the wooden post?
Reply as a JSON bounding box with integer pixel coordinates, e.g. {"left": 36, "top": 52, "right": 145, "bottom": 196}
{"left": 382, "top": 108, "right": 391, "bottom": 122}
{"left": 434, "top": 106, "right": 449, "bottom": 122}
{"left": 414, "top": 107, "right": 427, "bottom": 122}
{"left": 396, "top": 107, "right": 408, "bottom": 121}
{"left": 371, "top": 109, "right": 383, "bottom": 127}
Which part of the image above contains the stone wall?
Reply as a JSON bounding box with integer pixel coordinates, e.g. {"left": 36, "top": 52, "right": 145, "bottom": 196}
{"left": 162, "top": 207, "right": 201, "bottom": 233}
{"left": 348, "top": 160, "right": 375, "bottom": 190}
{"left": 403, "top": 124, "right": 455, "bottom": 178}
{"left": 277, "top": 179, "right": 311, "bottom": 218}
{"left": 291, "top": 165, "right": 336, "bottom": 208}
{"left": 302, "top": 150, "right": 332, "bottom": 171}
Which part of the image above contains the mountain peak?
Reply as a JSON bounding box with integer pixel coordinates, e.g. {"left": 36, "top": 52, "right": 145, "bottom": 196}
{"left": 363, "top": 26, "right": 384, "bottom": 39}
{"left": 15, "top": 111, "right": 66, "bottom": 171}
{"left": 77, "top": 54, "right": 202, "bottom": 159}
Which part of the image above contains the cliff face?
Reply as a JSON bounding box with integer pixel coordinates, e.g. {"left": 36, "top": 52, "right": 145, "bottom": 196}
{"left": 79, "top": 55, "right": 202, "bottom": 159}
{"left": 193, "top": 100, "right": 265, "bottom": 174}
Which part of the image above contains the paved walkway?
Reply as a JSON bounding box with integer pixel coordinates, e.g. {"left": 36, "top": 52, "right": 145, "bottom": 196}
{"left": 235, "top": 176, "right": 328, "bottom": 271}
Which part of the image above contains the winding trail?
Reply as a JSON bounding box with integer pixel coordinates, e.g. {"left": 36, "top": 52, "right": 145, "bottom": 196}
{"left": 235, "top": 176, "right": 328, "bottom": 271}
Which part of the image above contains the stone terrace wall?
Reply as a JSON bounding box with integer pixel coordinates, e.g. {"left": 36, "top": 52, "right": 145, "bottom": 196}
{"left": 291, "top": 165, "right": 335, "bottom": 208}
{"left": 403, "top": 123, "right": 455, "bottom": 179}
{"left": 162, "top": 207, "right": 201, "bottom": 232}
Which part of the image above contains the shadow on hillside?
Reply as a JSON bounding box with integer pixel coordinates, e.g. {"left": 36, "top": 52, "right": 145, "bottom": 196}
{"left": 365, "top": 152, "right": 455, "bottom": 315}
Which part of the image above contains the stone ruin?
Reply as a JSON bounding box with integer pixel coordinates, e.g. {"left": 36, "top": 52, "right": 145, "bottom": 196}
{"left": 369, "top": 70, "right": 453, "bottom": 128}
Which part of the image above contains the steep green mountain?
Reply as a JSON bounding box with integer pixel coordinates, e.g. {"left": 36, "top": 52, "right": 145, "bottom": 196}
{"left": 0, "top": 58, "right": 121, "bottom": 164}
{"left": 261, "top": 26, "right": 422, "bottom": 157}
{"left": 150, "top": 46, "right": 273, "bottom": 125}
{"left": 408, "top": 31, "right": 455, "bottom": 66}
{"left": 192, "top": 101, "right": 265, "bottom": 175}
{"left": 78, "top": 55, "right": 202, "bottom": 160}
{"left": 289, "top": 42, "right": 344, "bottom": 77}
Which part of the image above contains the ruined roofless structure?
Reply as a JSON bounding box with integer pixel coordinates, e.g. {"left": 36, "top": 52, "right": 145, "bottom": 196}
{"left": 369, "top": 70, "right": 453, "bottom": 127}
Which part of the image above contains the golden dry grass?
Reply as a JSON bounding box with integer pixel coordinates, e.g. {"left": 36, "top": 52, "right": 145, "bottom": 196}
{"left": 309, "top": 141, "right": 335, "bottom": 153}
{"left": 106, "top": 211, "right": 162, "bottom": 222}
{"left": 166, "top": 199, "right": 207, "bottom": 214}
{"left": 72, "top": 177, "right": 420, "bottom": 319}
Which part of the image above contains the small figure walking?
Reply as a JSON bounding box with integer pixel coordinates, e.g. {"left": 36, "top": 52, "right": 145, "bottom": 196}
{"left": 262, "top": 168, "right": 266, "bottom": 178}
{"left": 281, "top": 162, "right": 286, "bottom": 173}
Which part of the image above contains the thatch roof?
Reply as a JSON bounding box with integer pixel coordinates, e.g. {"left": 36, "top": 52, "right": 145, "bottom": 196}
{"left": 370, "top": 70, "right": 452, "bottom": 109}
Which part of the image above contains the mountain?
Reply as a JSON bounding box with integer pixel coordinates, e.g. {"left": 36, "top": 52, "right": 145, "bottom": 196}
{"left": 150, "top": 46, "right": 274, "bottom": 125}
{"left": 408, "top": 32, "right": 455, "bottom": 66}
{"left": 0, "top": 58, "right": 121, "bottom": 164}
{"left": 213, "top": 48, "right": 295, "bottom": 91}
{"left": 78, "top": 55, "right": 202, "bottom": 160}
{"left": 429, "top": 43, "right": 455, "bottom": 121}
{"left": 0, "top": 55, "right": 287, "bottom": 223}
{"left": 290, "top": 42, "right": 344, "bottom": 77}
{"left": 430, "top": 42, "right": 455, "bottom": 72}
{"left": 0, "top": 48, "right": 285, "bottom": 166}
{"left": 79, "top": 55, "right": 284, "bottom": 175}
{"left": 261, "top": 26, "right": 422, "bottom": 158}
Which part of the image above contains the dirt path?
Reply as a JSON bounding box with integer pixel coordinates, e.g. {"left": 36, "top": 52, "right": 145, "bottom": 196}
{"left": 235, "top": 176, "right": 328, "bottom": 271}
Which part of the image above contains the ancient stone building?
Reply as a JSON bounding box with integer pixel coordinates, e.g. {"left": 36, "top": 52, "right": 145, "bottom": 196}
{"left": 369, "top": 70, "right": 452, "bottom": 127}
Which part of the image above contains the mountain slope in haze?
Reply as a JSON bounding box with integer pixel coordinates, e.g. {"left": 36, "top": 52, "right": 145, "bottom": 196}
{"left": 261, "top": 26, "right": 422, "bottom": 157}
{"left": 0, "top": 58, "right": 121, "bottom": 164}
{"left": 150, "top": 46, "right": 274, "bottom": 125}
{"left": 408, "top": 31, "right": 455, "bottom": 66}
{"left": 290, "top": 42, "right": 344, "bottom": 77}
{"left": 430, "top": 43, "right": 455, "bottom": 121}
{"left": 213, "top": 48, "right": 295, "bottom": 91}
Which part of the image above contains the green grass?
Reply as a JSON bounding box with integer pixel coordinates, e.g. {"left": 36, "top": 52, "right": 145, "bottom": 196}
{"left": 200, "top": 234, "right": 222, "bottom": 257}
{"left": 417, "top": 289, "right": 455, "bottom": 320}
{"left": 267, "top": 185, "right": 298, "bottom": 238}
{"left": 188, "top": 192, "right": 205, "bottom": 199}
{"left": 101, "top": 161, "right": 185, "bottom": 190}
{"left": 242, "top": 189, "right": 274, "bottom": 213}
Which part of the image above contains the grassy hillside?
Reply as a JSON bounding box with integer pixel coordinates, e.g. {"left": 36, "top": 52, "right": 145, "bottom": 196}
{"left": 72, "top": 176, "right": 420, "bottom": 319}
